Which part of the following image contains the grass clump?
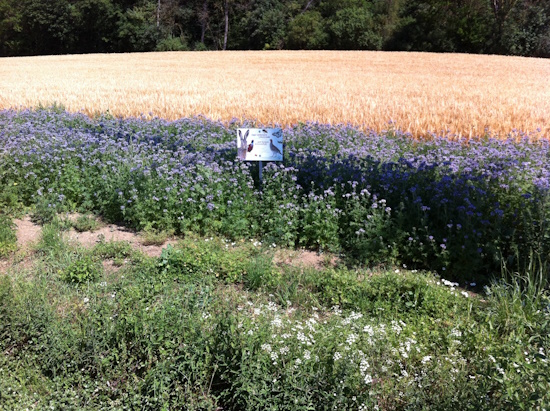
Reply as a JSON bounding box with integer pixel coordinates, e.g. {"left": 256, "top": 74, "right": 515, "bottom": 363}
{"left": 0, "top": 214, "right": 17, "bottom": 257}
{"left": 139, "top": 223, "right": 174, "bottom": 246}
{"left": 92, "top": 238, "right": 135, "bottom": 261}
{"left": 72, "top": 213, "right": 102, "bottom": 232}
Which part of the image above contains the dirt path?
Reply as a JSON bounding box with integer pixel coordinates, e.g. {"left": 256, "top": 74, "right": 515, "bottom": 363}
{"left": 2, "top": 216, "right": 335, "bottom": 275}
{"left": 13, "top": 216, "right": 176, "bottom": 258}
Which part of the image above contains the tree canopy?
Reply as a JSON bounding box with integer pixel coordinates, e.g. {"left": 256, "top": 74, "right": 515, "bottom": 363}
{"left": 0, "top": 0, "right": 548, "bottom": 57}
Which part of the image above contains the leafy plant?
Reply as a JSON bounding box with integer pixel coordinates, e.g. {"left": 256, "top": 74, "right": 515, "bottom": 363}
{"left": 72, "top": 213, "right": 102, "bottom": 232}
{"left": 93, "top": 238, "right": 134, "bottom": 260}
{"left": 61, "top": 254, "right": 102, "bottom": 284}
{"left": 0, "top": 215, "right": 17, "bottom": 257}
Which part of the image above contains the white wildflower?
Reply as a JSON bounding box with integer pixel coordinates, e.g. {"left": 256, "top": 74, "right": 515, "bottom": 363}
{"left": 271, "top": 316, "right": 283, "bottom": 328}
{"left": 306, "top": 317, "right": 317, "bottom": 331}
{"left": 363, "top": 325, "right": 374, "bottom": 336}
{"left": 360, "top": 358, "right": 370, "bottom": 375}
{"left": 346, "top": 333, "right": 358, "bottom": 345}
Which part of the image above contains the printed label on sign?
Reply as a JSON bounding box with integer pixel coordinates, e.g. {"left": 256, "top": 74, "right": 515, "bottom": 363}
{"left": 237, "top": 128, "right": 283, "bottom": 162}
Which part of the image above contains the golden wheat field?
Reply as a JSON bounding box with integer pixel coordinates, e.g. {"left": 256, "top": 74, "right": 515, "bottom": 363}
{"left": 0, "top": 50, "right": 549, "bottom": 138}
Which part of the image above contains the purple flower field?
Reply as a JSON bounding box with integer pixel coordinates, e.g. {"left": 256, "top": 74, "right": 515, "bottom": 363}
{"left": 1, "top": 108, "right": 549, "bottom": 282}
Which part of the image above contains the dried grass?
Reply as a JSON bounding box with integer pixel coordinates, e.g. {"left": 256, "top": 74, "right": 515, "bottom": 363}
{"left": 0, "top": 50, "right": 548, "bottom": 138}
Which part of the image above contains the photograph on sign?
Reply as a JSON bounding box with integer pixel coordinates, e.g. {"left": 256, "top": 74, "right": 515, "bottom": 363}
{"left": 237, "top": 128, "right": 283, "bottom": 162}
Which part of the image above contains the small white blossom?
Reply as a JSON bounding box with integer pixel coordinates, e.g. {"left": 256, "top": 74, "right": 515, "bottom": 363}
{"left": 271, "top": 316, "right": 283, "bottom": 328}
{"left": 346, "top": 333, "right": 358, "bottom": 345}
{"left": 450, "top": 328, "right": 462, "bottom": 338}
{"left": 360, "top": 358, "right": 370, "bottom": 374}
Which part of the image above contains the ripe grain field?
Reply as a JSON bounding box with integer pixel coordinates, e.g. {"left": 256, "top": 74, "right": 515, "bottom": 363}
{"left": 1, "top": 50, "right": 549, "bottom": 138}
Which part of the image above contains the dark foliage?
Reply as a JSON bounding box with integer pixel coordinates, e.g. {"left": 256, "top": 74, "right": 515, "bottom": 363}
{"left": 0, "top": 0, "right": 548, "bottom": 57}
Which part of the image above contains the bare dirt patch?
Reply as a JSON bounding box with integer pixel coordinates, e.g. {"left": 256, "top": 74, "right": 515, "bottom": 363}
{"left": 65, "top": 224, "right": 177, "bottom": 257}
{"left": 5, "top": 215, "right": 337, "bottom": 274}
{"left": 14, "top": 216, "right": 42, "bottom": 250}
{"left": 10, "top": 215, "right": 177, "bottom": 259}
{"left": 274, "top": 249, "right": 338, "bottom": 270}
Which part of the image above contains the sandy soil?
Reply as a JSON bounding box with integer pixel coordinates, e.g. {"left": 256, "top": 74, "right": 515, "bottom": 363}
{"left": 12, "top": 215, "right": 175, "bottom": 258}
{"left": 2, "top": 215, "right": 334, "bottom": 275}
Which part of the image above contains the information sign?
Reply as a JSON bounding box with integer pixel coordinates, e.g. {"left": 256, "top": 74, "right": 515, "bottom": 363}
{"left": 237, "top": 128, "right": 283, "bottom": 162}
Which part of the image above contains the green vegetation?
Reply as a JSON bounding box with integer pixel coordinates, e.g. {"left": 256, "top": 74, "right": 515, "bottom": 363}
{"left": 0, "top": 219, "right": 549, "bottom": 410}
{"left": 0, "top": 0, "right": 548, "bottom": 57}
{"left": 1, "top": 109, "right": 549, "bottom": 408}
{"left": 0, "top": 214, "right": 17, "bottom": 257}
{"left": 72, "top": 213, "right": 102, "bottom": 233}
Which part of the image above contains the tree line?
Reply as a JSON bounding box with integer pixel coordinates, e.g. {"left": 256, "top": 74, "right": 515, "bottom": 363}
{"left": 0, "top": 0, "right": 548, "bottom": 57}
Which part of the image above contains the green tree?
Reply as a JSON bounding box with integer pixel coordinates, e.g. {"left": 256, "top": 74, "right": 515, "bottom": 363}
{"left": 116, "top": 1, "right": 161, "bottom": 52}
{"left": 286, "top": 10, "right": 328, "bottom": 49}
{"left": 388, "top": 0, "right": 492, "bottom": 53}
{"left": 500, "top": 0, "right": 550, "bottom": 57}
{"left": 74, "top": 0, "right": 120, "bottom": 53}
{"left": 0, "top": 0, "right": 23, "bottom": 56}
{"left": 17, "top": 0, "right": 79, "bottom": 55}
{"left": 236, "top": 0, "right": 287, "bottom": 50}
{"left": 489, "top": 0, "right": 519, "bottom": 52}
{"left": 328, "top": 5, "right": 383, "bottom": 49}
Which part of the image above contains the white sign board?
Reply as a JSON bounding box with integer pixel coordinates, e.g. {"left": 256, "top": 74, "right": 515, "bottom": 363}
{"left": 237, "top": 128, "right": 283, "bottom": 162}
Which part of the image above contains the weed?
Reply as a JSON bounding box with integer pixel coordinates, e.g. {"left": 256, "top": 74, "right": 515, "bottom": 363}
{"left": 93, "top": 238, "right": 134, "bottom": 260}
{"left": 0, "top": 215, "right": 17, "bottom": 257}
{"left": 72, "top": 213, "right": 101, "bottom": 232}
{"left": 61, "top": 254, "right": 102, "bottom": 284}
{"left": 140, "top": 223, "right": 174, "bottom": 246}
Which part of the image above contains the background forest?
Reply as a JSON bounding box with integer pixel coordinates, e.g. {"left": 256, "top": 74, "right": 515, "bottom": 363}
{"left": 0, "top": 0, "right": 549, "bottom": 57}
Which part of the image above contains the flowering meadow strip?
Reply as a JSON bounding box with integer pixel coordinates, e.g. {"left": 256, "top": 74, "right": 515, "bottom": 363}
{"left": 1, "top": 252, "right": 548, "bottom": 410}
{"left": 1, "top": 108, "right": 550, "bottom": 282}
